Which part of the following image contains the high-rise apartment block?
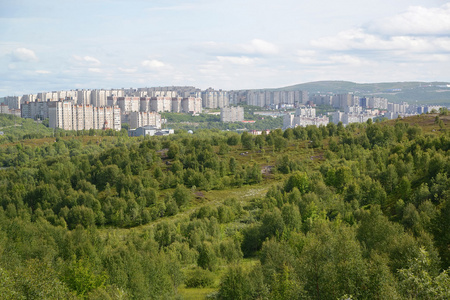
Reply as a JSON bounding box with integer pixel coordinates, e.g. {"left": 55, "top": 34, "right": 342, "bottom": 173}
{"left": 48, "top": 101, "right": 121, "bottom": 131}
{"left": 221, "top": 106, "right": 244, "bottom": 122}
{"left": 122, "top": 111, "right": 162, "bottom": 129}
{"left": 202, "top": 89, "right": 229, "bottom": 108}
{"left": 283, "top": 106, "right": 328, "bottom": 129}
{"left": 21, "top": 101, "right": 52, "bottom": 120}
{"left": 246, "top": 90, "right": 308, "bottom": 108}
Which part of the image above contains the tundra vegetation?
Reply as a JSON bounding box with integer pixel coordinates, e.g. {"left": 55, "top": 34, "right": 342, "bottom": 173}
{"left": 0, "top": 113, "right": 449, "bottom": 299}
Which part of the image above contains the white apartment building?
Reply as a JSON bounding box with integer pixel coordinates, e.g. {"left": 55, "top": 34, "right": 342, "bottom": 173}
{"left": 202, "top": 89, "right": 229, "bottom": 108}
{"left": 367, "top": 97, "right": 388, "bottom": 109}
{"left": 91, "top": 89, "right": 107, "bottom": 107}
{"left": 122, "top": 111, "right": 162, "bottom": 129}
{"left": 246, "top": 90, "right": 308, "bottom": 108}
{"left": 182, "top": 97, "right": 202, "bottom": 114}
{"left": 0, "top": 104, "right": 21, "bottom": 117}
{"left": 331, "top": 106, "right": 379, "bottom": 125}
{"left": 221, "top": 106, "right": 244, "bottom": 122}
{"left": 77, "top": 90, "right": 92, "bottom": 105}
{"left": 20, "top": 94, "right": 37, "bottom": 104}
{"left": 48, "top": 101, "right": 121, "bottom": 131}
{"left": 151, "top": 97, "right": 172, "bottom": 112}
{"left": 283, "top": 106, "right": 328, "bottom": 129}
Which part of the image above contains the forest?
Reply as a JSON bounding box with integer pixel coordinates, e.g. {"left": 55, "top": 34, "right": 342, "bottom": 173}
{"left": 0, "top": 112, "right": 449, "bottom": 299}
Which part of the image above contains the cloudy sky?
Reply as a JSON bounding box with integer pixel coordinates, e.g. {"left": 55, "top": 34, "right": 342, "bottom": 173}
{"left": 1, "top": 0, "right": 449, "bottom": 96}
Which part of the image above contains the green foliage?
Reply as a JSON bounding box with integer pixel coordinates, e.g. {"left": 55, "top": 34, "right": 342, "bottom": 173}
{"left": 184, "top": 268, "right": 215, "bottom": 288}
{"left": 218, "top": 265, "right": 251, "bottom": 300}
{"left": 398, "top": 248, "right": 450, "bottom": 299}
{"left": 173, "top": 184, "right": 192, "bottom": 208}
{"left": 197, "top": 242, "right": 218, "bottom": 271}
{"left": 284, "top": 171, "right": 309, "bottom": 194}
{"left": 0, "top": 116, "right": 449, "bottom": 299}
{"left": 62, "top": 258, "right": 107, "bottom": 298}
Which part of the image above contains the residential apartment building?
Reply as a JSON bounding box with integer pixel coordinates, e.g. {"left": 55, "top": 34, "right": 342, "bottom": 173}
{"left": 221, "top": 106, "right": 244, "bottom": 122}
{"left": 122, "top": 111, "right": 162, "bottom": 129}
{"left": 48, "top": 101, "right": 121, "bottom": 131}
{"left": 246, "top": 90, "right": 308, "bottom": 108}
{"left": 182, "top": 97, "right": 202, "bottom": 114}
{"left": 21, "top": 101, "right": 52, "bottom": 120}
{"left": 202, "top": 89, "right": 229, "bottom": 108}
{"left": 91, "top": 89, "right": 108, "bottom": 107}
{"left": 283, "top": 106, "right": 329, "bottom": 129}
{"left": 360, "top": 97, "right": 388, "bottom": 110}
{"left": 0, "top": 104, "right": 21, "bottom": 117}
{"left": 331, "top": 106, "right": 379, "bottom": 125}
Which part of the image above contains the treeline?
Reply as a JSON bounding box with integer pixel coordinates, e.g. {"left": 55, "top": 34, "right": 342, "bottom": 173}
{"left": 164, "top": 112, "right": 283, "bottom": 131}
{"left": 0, "top": 116, "right": 449, "bottom": 299}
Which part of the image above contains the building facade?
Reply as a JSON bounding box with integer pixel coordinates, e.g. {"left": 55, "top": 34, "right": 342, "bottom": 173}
{"left": 221, "top": 106, "right": 244, "bottom": 122}
{"left": 48, "top": 101, "right": 121, "bottom": 131}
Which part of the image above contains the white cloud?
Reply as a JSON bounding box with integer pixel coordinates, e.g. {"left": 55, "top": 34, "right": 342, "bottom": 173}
{"left": 328, "top": 55, "right": 373, "bottom": 66}
{"left": 88, "top": 68, "right": 101, "bottom": 73}
{"left": 311, "top": 28, "right": 450, "bottom": 52}
{"left": 296, "top": 50, "right": 324, "bottom": 65}
{"left": 12, "top": 48, "right": 38, "bottom": 62}
{"left": 35, "top": 70, "right": 51, "bottom": 74}
{"left": 142, "top": 59, "right": 165, "bottom": 69}
{"left": 216, "top": 56, "right": 259, "bottom": 65}
{"left": 370, "top": 3, "right": 450, "bottom": 36}
{"left": 118, "top": 67, "right": 137, "bottom": 73}
{"left": 241, "top": 39, "right": 279, "bottom": 55}
{"left": 73, "top": 55, "right": 101, "bottom": 65}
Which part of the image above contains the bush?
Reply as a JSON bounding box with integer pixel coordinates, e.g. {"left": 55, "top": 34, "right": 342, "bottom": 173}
{"left": 184, "top": 268, "right": 215, "bottom": 288}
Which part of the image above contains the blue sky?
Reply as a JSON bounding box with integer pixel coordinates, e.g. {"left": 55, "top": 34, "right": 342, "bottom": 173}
{"left": 1, "top": 0, "right": 449, "bottom": 96}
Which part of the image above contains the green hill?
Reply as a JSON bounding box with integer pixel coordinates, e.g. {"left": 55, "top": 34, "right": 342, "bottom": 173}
{"left": 275, "top": 81, "right": 450, "bottom": 105}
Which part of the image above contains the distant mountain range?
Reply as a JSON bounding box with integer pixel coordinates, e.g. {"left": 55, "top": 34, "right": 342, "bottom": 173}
{"left": 275, "top": 81, "right": 450, "bottom": 105}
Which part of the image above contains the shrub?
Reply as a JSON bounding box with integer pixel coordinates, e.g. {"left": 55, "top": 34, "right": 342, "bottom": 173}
{"left": 184, "top": 268, "right": 215, "bottom": 288}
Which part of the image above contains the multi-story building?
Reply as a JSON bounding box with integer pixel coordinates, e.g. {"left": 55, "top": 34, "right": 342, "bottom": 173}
{"left": 0, "top": 104, "right": 21, "bottom": 117}
{"left": 151, "top": 97, "right": 172, "bottom": 112}
{"left": 310, "top": 94, "right": 334, "bottom": 106}
{"left": 202, "top": 89, "right": 229, "bottom": 108}
{"left": 92, "top": 89, "right": 107, "bottom": 107}
{"left": 283, "top": 106, "right": 329, "bottom": 129}
{"left": 333, "top": 93, "right": 356, "bottom": 109}
{"left": 331, "top": 106, "right": 379, "bottom": 125}
{"left": 48, "top": 101, "right": 74, "bottom": 130}
{"left": 360, "top": 97, "right": 388, "bottom": 109}
{"left": 4, "top": 96, "right": 20, "bottom": 109}
{"left": 48, "top": 101, "right": 121, "bottom": 131}
{"left": 20, "top": 94, "right": 37, "bottom": 104}
{"left": 246, "top": 90, "right": 308, "bottom": 108}
{"left": 77, "top": 89, "right": 92, "bottom": 105}
{"left": 122, "top": 111, "right": 162, "bottom": 129}
{"left": 221, "top": 106, "right": 244, "bottom": 122}
{"left": 21, "top": 101, "right": 52, "bottom": 120}
{"left": 182, "top": 97, "right": 202, "bottom": 114}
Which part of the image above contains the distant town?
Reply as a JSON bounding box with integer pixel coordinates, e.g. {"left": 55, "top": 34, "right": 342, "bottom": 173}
{"left": 0, "top": 85, "right": 447, "bottom": 136}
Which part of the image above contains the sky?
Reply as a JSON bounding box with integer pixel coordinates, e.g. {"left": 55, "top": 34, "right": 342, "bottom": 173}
{"left": 1, "top": 0, "right": 450, "bottom": 96}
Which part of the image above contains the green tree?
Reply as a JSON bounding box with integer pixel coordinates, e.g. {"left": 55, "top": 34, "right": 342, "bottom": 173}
{"left": 398, "top": 248, "right": 450, "bottom": 299}
{"left": 63, "top": 258, "right": 107, "bottom": 298}
{"left": 197, "top": 242, "right": 218, "bottom": 271}
{"left": 284, "top": 171, "right": 309, "bottom": 194}
{"left": 218, "top": 265, "right": 250, "bottom": 300}
{"left": 241, "top": 131, "right": 254, "bottom": 150}
{"left": 172, "top": 184, "right": 191, "bottom": 208}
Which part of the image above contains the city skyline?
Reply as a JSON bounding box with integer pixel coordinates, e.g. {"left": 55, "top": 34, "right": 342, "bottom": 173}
{"left": 1, "top": 0, "right": 449, "bottom": 97}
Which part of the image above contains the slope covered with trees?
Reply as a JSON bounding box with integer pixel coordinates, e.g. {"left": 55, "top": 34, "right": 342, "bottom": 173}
{"left": 0, "top": 113, "right": 449, "bottom": 299}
